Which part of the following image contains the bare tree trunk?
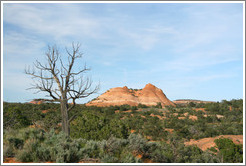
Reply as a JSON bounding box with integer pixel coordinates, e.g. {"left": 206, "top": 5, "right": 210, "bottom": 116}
{"left": 61, "top": 100, "right": 70, "bottom": 136}
{"left": 25, "top": 43, "right": 99, "bottom": 136}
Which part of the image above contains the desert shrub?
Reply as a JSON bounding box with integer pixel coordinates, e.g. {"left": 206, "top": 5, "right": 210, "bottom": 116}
{"left": 200, "top": 151, "right": 219, "bottom": 163}
{"left": 20, "top": 128, "right": 45, "bottom": 141}
{"left": 144, "top": 142, "right": 171, "bottom": 162}
{"left": 143, "top": 111, "right": 151, "bottom": 116}
{"left": 13, "top": 129, "right": 85, "bottom": 163}
{"left": 149, "top": 148, "right": 170, "bottom": 162}
{"left": 208, "top": 147, "right": 217, "bottom": 153}
{"left": 70, "top": 112, "right": 129, "bottom": 140}
{"left": 154, "top": 102, "right": 162, "bottom": 108}
{"left": 39, "top": 130, "right": 83, "bottom": 163}
{"left": 3, "top": 100, "right": 243, "bottom": 163}
{"left": 131, "top": 106, "right": 138, "bottom": 111}
{"left": 100, "top": 154, "right": 118, "bottom": 163}
{"left": 128, "top": 133, "right": 148, "bottom": 154}
{"left": 3, "top": 128, "right": 42, "bottom": 160}
{"left": 188, "top": 102, "right": 196, "bottom": 107}
{"left": 214, "top": 138, "right": 243, "bottom": 163}
{"left": 79, "top": 140, "right": 102, "bottom": 159}
{"left": 16, "top": 139, "right": 40, "bottom": 162}
{"left": 181, "top": 146, "right": 204, "bottom": 163}
{"left": 3, "top": 144, "right": 15, "bottom": 158}
{"left": 119, "top": 104, "right": 131, "bottom": 111}
{"left": 3, "top": 106, "right": 31, "bottom": 129}
{"left": 205, "top": 102, "right": 220, "bottom": 113}
{"left": 8, "top": 138, "right": 24, "bottom": 150}
{"left": 137, "top": 103, "right": 148, "bottom": 108}
{"left": 42, "top": 110, "right": 61, "bottom": 131}
{"left": 54, "top": 139, "right": 81, "bottom": 163}
{"left": 148, "top": 109, "right": 163, "bottom": 116}
{"left": 102, "top": 108, "right": 115, "bottom": 116}
{"left": 104, "top": 136, "right": 128, "bottom": 155}
{"left": 120, "top": 151, "right": 142, "bottom": 163}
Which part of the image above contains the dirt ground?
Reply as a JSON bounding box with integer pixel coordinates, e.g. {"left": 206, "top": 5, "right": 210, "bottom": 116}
{"left": 4, "top": 158, "right": 55, "bottom": 163}
{"left": 184, "top": 135, "right": 243, "bottom": 151}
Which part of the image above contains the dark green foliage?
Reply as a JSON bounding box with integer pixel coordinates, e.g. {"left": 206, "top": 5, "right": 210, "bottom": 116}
{"left": 3, "top": 105, "right": 31, "bottom": 129}
{"left": 120, "top": 152, "right": 141, "bottom": 163}
{"left": 13, "top": 129, "right": 86, "bottom": 163}
{"left": 70, "top": 111, "right": 129, "bottom": 140}
{"left": 214, "top": 138, "right": 243, "bottom": 163}
{"left": 7, "top": 138, "right": 24, "bottom": 150}
{"left": 3, "top": 128, "right": 242, "bottom": 163}
{"left": 16, "top": 139, "right": 40, "bottom": 162}
{"left": 42, "top": 110, "right": 61, "bottom": 131}
{"left": 128, "top": 134, "right": 148, "bottom": 154}
{"left": 154, "top": 102, "right": 162, "bottom": 108}
{"left": 145, "top": 142, "right": 172, "bottom": 162}
{"left": 3, "top": 144, "right": 15, "bottom": 158}
{"left": 137, "top": 103, "right": 148, "bottom": 108}
{"left": 3, "top": 99, "right": 243, "bottom": 163}
{"left": 119, "top": 104, "right": 131, "bottom": 111}
{"left": 208, "top": 147, "right": 217, "bottom": 153}
{"left": 131, "top": 106, "right": 138, "bottom": 111}
{"left": 188, "top": 102, "right": 196, "bottom": 107}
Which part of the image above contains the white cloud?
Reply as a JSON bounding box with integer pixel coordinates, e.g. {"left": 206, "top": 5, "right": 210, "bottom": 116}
{"left": 3, "top": 32, "right": 46, "bottom": 58}
{"left": 3, "top": 4, "right": 103, "bottom": 41}
{"left": 2, "top": 3, "right": 243, "bottom": 102}
{"left": 119, "top": 25, "right": 178, "bottom": 50}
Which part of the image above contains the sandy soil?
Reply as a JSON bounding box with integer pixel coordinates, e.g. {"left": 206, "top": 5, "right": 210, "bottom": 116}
{"left": 184, "top": 135, "right": 243, "bottom": 151}
{"left": 4, "top": 158, "right": 55, "bottom": 163}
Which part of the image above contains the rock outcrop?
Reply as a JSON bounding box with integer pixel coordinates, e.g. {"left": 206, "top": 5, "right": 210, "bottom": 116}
{"left": 86, "top": 83, "right": 174, "bottom": 107}
{"left": 173, "top": 99, "right": 214, "bottom": 105}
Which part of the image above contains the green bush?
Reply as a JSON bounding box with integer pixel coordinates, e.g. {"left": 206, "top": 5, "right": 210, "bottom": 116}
{"left": 100, "top": 154, "right": 118, "bottom": 163}
{"left": 8, "top": 138, "right": 24, "bottom": 149}
{"left": 16, "top": 139, "right": 40, "bottom": 162}
{"left": 2, "top": 100, "right": 243, "bottom": 163}
{"left": 137, "top": 103, "right": 148, "bottom": 108}
{"left": 3, "top": 106, "right": 31, "bottom": 129}
{"left": 120, "top": 152, "right": 142, "bottom": 163}
{"left": 70, "top": 112, "right": 129, "bottom": 140}
{"left": 79, "top": 140, "right": 101, "bottom": 159}
{"left": 214, "top": 138, "right": 243, "bottom": 163}
{"left": 39, "top": 130, "right": 84, "bottom": 163}
{"left": 3, "top": 144, "right": 15, "bottom": 158}
{"left": 128, "top": 134, "right": 147, "bottom": 154}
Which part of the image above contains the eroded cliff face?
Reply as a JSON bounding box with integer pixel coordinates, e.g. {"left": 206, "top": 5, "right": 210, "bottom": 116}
{"left": 86, "top": 83, "right": 174, "bottom": 107}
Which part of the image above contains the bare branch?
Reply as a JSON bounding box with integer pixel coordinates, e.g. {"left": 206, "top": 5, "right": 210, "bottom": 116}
{"left": 25, "top": 42, "right": 99, "bottom": 135}
{"left": 68, "top": 114, "right": 77, "bottom": 123}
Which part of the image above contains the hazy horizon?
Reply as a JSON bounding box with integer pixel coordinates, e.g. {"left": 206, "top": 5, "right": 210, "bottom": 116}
{"left": 3, "top": 2, "right": 244, "bottom": 103}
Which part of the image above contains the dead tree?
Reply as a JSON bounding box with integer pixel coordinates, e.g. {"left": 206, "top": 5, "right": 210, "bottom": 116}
{"left": 25, "top": 43, "right": 99, "bottom": 136}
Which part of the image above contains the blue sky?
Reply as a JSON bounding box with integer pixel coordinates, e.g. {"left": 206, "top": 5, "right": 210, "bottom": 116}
{"left": 2, "top": 2, "right": 244, "bottom": 103}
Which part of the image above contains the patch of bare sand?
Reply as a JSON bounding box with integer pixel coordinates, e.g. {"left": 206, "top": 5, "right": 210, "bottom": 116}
{"left": 164, "top": 128, "right": 174, "bottom": 133}
{"left": 4, "top": 157, "right": 55, "bottom": 163}
{"left": 193, "top": 108, "right": 206, "bottom": 113}
{"left": 184, "top": 135, "right": 243, "bottom": 151}
{"left": 150, "top": 113, "right": 165, "bottom": 120}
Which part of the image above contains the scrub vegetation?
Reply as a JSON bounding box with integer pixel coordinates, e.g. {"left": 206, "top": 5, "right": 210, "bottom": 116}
{"left": 3, "top": 99, "right": 243, "bottom": 163}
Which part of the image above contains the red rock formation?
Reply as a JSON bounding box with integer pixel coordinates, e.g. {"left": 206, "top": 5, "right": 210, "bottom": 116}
{"left": 86, "top": 83, "right": 174, "bottom": 107}
{"left": 29, "top": 100, "right": 44, "bottom": 104}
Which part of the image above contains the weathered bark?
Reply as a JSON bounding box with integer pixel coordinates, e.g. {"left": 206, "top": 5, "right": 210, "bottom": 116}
{"left": 25, "top": 43, "right": 99, "bottom": 136}
{"left": 60, "top": 100, "right": 70, "bottom": 135}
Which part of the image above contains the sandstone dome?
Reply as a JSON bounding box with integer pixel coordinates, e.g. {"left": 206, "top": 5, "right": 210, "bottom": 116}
{"left": 86, "top": 83, "right": 174, "bottom": 107}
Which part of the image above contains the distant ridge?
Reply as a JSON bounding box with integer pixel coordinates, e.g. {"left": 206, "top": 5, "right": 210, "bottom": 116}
{"left": 86, "top": 83, "right": 175, "bottom": 107}
{"left": 173, "top": 99, "right": 215, "bottom": 104}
